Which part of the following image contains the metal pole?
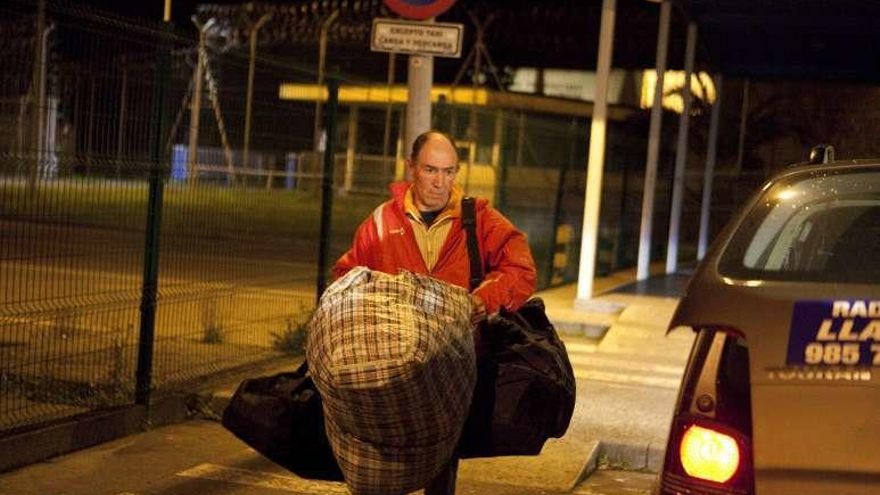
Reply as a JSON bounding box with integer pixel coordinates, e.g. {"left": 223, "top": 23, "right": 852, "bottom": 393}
{"left": 575, "top": 0, "right": 616, "bottom": 303}
{"left": 395, "top": 108, "right": 406, "bottom": 180}
{"left": 515, "top": 111, "right": 525, "bottom": 165}
{"left": 118, "top": 55, "right": 128, "bottom": 174}
{"left": 697, "top": 74, "right": 722, "bottom": 260}
{"left": 243, "top": 13, "right": 271, "bottom": 175}
{"left": 735, "top": 79, "right": 749, "bottom": 173}
{"left": 665, "top": 22, "right": 697, "bottom": 274}
{"left": 465, "top": 21, "right": 483, "bottom": 190}
{"left": 316, "top": 77, "right": 340, "bottom": 300}
{"left": 404, "top": 17, "right": 435, "bottom": 179}
{"left": 344, "top": 106, "right": 358, "bottom": 193}
{"left": 29, "top": 0, "right": 46, "bottom": 192}
{"left": 491, "top": 109, "right": 504, "bottom": 207}
{"left": 547, "top": 123, "right": 573, "bottom": 287}
{"left": 405, "top": 53, "right": 433, "bottom": 180}
{"left": 36, "top": 23, "right": 54, "bottom": 179}
{"left": 136, "top": 11, "right": 171, "bottom": 408}
{"left": 636, "top": 0, "right": 671, "bottom": 281}
{"left": 382, "top": 53, "right": 396, "bottom": 158}
{"left": 314, "top": 10, "right": 339, "bottom": 152}
{"left": 87, "top": 76, "right": 96, "bottom": 174}
{"left": 187, "top": 17, "right": 207, "bottom": 185}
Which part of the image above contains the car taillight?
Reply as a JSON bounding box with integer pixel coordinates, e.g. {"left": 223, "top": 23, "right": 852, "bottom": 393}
{"left": 660, "top": 328, "right": 754, "bottom": 495}
{"left": 680, "top": 424, "right": 740, "bottom": 483}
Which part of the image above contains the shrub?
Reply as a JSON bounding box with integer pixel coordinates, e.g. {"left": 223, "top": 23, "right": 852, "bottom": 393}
{"left": 271, "top": 314, "right": 310, "bottom": 355}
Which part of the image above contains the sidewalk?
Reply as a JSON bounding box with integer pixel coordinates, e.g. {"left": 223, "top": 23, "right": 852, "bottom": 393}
{"left": 0, "top": 269, "right": 695, "bottom": 494}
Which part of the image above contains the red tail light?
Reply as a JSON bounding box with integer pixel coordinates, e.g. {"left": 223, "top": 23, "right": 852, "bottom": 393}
{"left": 660, "top": 328, "right": 754, "bottom": 495}
{"left": 679, "top": 424, "right": 740, "bottom": 483}
{"left": 662, "top": 416, "right": 752, "bottom": 494}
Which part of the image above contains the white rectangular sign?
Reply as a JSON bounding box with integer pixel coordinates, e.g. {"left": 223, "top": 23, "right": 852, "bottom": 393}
{"left": 371, "top": 18, "right": 464, "bottom": 58}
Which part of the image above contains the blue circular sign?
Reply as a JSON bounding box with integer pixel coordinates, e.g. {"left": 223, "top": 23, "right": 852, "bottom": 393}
{"left": 384, "top": 0, "right": 456, "bottom": 20}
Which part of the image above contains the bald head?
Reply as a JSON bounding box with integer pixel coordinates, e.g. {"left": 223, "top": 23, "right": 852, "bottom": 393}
{"left": 407, "top": 130, "right": 459, "bottom": 212}
{"left": 410, "top": 131, "right": 457, "bottom": 162}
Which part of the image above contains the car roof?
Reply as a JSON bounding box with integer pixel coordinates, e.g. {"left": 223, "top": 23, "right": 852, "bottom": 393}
{"left": 782, "top": 158, "right": 880, "bottom": 175}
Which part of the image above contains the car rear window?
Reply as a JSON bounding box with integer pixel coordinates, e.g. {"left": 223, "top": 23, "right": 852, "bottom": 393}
{"left": 718, "top": 168, "right": 880, "bottom": 283}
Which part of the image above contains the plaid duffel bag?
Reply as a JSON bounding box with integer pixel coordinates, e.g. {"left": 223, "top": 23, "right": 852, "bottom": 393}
{"left": 307, "top": 267, "right": 476, "bottom": 495}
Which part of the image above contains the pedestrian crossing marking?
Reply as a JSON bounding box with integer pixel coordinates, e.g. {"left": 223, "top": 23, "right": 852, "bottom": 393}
{"left": 565, "top": 340, "right": 685, "bottom": 390}
{"left": 177, "top": 463, "right": 350, "bottom": 494}
{"left": 564, "top": 341, "right": 599, "bottom": 353}
{"left": 568, "top": 353, "right": 684, "bottom": 376}
{"left": 573, "top": 368, "right": 681, "bottom": 389}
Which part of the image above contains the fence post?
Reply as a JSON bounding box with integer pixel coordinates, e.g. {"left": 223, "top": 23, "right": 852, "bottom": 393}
{"left": 546, "top": 160, "right": 568, "bottom": 288}
{"left": 136, "top": 23, "right": 170, "bottom": 407}
{"left": 316, "top": 76, "right": 340, "bottom": 300}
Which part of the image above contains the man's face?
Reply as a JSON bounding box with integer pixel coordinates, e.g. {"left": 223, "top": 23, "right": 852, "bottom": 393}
{"left": 408, "top": 136, "right": 459, "bottom": 212}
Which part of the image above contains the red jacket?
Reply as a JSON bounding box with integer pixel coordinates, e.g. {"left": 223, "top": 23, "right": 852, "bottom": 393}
{"left": 333, "top": 182, "right": 537, "bottom": 314}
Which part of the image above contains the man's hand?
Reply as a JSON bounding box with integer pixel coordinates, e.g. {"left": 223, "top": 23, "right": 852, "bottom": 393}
{"left": 471, "top": 294, "right": 487, "bottom": 325}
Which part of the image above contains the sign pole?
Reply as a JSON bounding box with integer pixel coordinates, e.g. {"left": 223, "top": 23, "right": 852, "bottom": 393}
{"left": 380, "top": 0, "right": 460, "bottom": 178}
{"left": 404, "top": 51, "right": 433, "bottom": 178}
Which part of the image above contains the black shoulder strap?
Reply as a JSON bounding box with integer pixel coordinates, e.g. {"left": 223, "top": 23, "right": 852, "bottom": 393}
{"left": 462, "top": 196, "right": 484, "bottom": 291}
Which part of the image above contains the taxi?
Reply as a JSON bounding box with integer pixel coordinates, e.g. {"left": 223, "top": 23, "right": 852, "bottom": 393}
{"left": 657, "top": 157, "right": 880, "bottom": 494}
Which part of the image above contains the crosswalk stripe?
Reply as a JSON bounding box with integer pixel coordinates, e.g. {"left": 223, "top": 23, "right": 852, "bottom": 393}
{"left": 564, "top": 341, "right": 599, "bottom": 353}
{"left": 564, "top": 340, "right": 684, "bottom": 389}
{"left": 177, "top": 463, "right": 350, "bottom": 494}
{"left": 567, "top": 353, "right": 684, "bottom": 376}
{"left": 573, "top": 368, "right": 682, "bottom": 389}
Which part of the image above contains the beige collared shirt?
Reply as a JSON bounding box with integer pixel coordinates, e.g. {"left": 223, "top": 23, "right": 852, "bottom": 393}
{"left": 403, "top": 186, "right": 464, "bottom": 270}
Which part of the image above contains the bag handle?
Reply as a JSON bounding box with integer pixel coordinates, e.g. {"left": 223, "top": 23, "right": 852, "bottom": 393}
{"left": 462, "top": 196, "right": 484, "bottom": 291}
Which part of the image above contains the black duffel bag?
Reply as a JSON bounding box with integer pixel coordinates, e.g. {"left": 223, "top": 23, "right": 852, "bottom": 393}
{"left": 457, "top": 297, "right": 576, "bottom": 458}
{"left": 221, "top": 361, "right": 343, "bottom": 480}
{"left": 458, "top": 197, "right": 576, "bottom": 458}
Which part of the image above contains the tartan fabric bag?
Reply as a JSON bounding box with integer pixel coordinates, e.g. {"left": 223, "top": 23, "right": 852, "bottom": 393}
{"left": 307, "top": 267, "right": 476, "bottom": 495}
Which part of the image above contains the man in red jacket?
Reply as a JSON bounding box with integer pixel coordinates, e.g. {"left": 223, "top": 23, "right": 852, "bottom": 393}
{"left": 333, "top": 130, "right": 537, "bottom": 494}
{"left": 333, "top": 130, "right": 537, "bottom": 324}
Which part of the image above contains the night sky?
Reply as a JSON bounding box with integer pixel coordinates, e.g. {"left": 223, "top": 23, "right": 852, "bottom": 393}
{"left": 80, "top": 0, "right": 265, "bottom": 24}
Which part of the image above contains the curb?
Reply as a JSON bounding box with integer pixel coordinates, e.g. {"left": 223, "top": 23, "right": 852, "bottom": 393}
{"left": 0, "top": 394, "right": 195, "bottom": 474}
{"left": 567, "top": 441, "right": 665, "bottom": 492}
{"left": 598, "top": 441, "right": 665, "bottom": 473}
{"left": 555, "top": 321, "right": 610, "bottom": 339}
{"left": 566, "top": 439, "right": 602, "bottom": 492}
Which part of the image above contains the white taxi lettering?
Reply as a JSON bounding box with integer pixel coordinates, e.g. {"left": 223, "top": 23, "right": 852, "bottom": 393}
{"left": 768, "top": 366, "right": 872, "bottom": 382}
{"left": 860, "top": 321, "right": 880, "bottom": 341}
{"left": 816, "top": 319, "right": 836, "bottom": 340}
{"left": 815, "top": 318, "right": 880, "bottom": 341}
{"left": 839, "top": 320, "right": 859, "bottom": 341}
{"left": 831, "top": 300, "right": 880, "bottom": 318}
{"left": 832, "top": 301, "right": 850, "bottom": 318}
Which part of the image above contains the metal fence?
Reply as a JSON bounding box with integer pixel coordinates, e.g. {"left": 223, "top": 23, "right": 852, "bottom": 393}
{"left": 2, "top": 0, "right": 844, "bottom": 436}
{"left": 0, "top": 0, "right": 341, "bottom": 433}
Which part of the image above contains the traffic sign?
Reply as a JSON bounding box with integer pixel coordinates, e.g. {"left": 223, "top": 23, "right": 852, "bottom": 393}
{"left": 383, "top": 0, "right": 456, "bottom": 20}
{"left": 371, "top": 18, "right": 463, "bottom": 58}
